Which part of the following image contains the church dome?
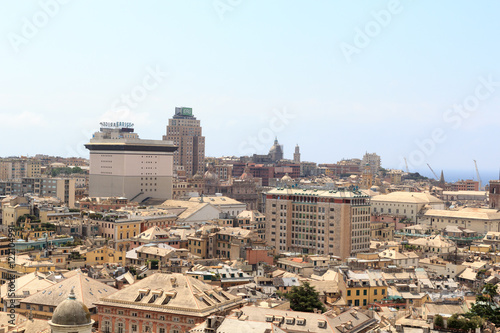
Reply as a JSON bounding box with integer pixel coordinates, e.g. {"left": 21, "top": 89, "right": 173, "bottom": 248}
{"left": 268, "top": 138, "right": 284, "bottom": 162}
{"left": 281, "top": 173, "right": 293, "bottom": 182}
{"left": 192, "top": 172, "right": 203, "bottom": 180}
{"left": 269, "top": 140, "right": 282, "bottom": 154}
{"left": 50, "top": 288, "right": 91, "bottom": 326}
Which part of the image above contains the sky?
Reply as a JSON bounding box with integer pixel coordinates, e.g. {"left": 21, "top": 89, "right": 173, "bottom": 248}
{"left": 1, "top": 1, "right": 499, "bottom": 182}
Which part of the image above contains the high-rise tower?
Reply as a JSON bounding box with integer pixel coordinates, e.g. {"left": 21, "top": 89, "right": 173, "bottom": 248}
{"left": 85, "top": 122, "right": 176, "bottom": 202}
{"left": 163, "top": 107, "right": 205, "bottom": 177}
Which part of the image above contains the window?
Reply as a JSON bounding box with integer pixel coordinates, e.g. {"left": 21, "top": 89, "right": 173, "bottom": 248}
{"left": 356, "top": 290, "right": 360, "bottom": 296}
{"left": 374, "top": 289, "right": 378, "bottom": 295}
{"left": 131, "top": 312, "right": 138, "bottom": 317}
{"left": 347, "top": 290, "right": 351, "bottom": 296}
{"left": 354, "top": 299, "right": 360, "bottom": 306}
{"left": 117, "top": 322, "right": 124, "bottom": 333}
{"left": 363, "top": 289, "right": 367, "bottom": 295}
{"left": 103, "top": 321, "right": 111, "bottom": 333}
{"left": 382, "top": 289, "right": 385, "bottom": 295}
{"left": 131, "top": 324, "right": 137, "bottom": 332}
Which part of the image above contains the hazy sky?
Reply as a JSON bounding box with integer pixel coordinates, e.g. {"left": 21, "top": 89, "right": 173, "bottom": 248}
{"left": 1, "top": 1, "right": 499, "bottom": 181}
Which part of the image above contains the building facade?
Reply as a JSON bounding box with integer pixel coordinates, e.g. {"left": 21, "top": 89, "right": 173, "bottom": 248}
{"left": 421, "top": 207, "right": 500, "bottom": 234}
{"left": 96, "top": 273, "right": 245, "bottom": 333}
{"left": 85, "top": 123, "right": 176, "bottom": 202}
{"left": 0, "top": 177, "right": 76, "bottom": 208}
{"left": 361, "top": 152, "right": 381, "bottom": 175}
{"left": 490, "top": 180, "right": 500, "bottom": 209}
{"left": 338, "top": 269, "right": 388, "bottom": 307}
{"left": 371, "top": 192, "right": 444, "bottom": 223}
{"left": 265, "top": 188, "right": 371, "bottom": 259}
{"left": 163, "top": 107, "right": 205, "bottom": 177}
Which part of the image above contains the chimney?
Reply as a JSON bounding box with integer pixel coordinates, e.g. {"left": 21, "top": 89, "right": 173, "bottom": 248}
{"left": 207, "top": 316, "right": 216, "bottom": 329}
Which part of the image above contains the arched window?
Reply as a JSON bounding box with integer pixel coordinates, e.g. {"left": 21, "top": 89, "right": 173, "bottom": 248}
{"left": 103, "top": 320, "right": 111, "bottom": 333}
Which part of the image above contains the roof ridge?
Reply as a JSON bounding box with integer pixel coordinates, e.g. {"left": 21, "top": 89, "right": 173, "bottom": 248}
{"left": 185, "top": 274, "right": 202, "bottom": 309}
{"left": 78, "top": 272, "right": 85, "bottom": 304}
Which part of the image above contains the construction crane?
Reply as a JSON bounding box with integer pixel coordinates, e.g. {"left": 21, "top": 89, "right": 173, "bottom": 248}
{"left": 473, "top": 160, "right": 482, "bottom": 190}
{"left": 427, "top": 163, "right": 439, "bottom": 180}
{"left": 404, "top": 158, "right": 409, "bottom": 173}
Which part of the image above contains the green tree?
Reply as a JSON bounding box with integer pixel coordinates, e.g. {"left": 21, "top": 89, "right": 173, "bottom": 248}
{"left": 279, "top": 282, "right": 326, "bottom": 313}
{"left": 434, "top": 314, "right": 444, "bottom": 328}
{"left": 71, "top": 166, "right": 83, "bottom": 173}
{"left": 466, "top": 283, "right": 500, "bottom": 325}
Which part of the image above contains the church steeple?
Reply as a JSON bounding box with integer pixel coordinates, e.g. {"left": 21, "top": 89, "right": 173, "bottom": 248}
{"left": 439, "top": 170, "right": 445, "bottom": 183}
{"left": 294, "top": 144, "right": 301, "bottom": 164}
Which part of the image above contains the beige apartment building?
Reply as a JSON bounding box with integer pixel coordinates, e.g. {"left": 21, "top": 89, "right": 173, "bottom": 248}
{"left": 163, "top": 107, "right": 205, "bottom": 177}
{"left": 371, "top": 191, "right": 444, "bottom": 222}
{"left": 421, "top": 207, "right": 500, "bottom": 234}
{"left": 0, "top": 178, "right": 76, "bottom": 208}
{"left": 265, "top": 188, "right": 371, "bottom": 259}
{"left": 85, "top": 124, "right": 176, "bottom": 202}
{"left": 0, "top": 158, "right": 41, "bottom": 180}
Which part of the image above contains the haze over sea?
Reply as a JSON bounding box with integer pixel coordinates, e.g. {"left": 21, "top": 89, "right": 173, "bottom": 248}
{"left": 419, "top": 169, "right": 499, "bottom": 184}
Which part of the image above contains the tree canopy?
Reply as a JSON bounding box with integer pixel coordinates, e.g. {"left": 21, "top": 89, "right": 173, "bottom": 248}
{"left": 50, "top": 166, "right": 86, "bottom": 177}
{"left": 465, "top": 283, "right": 500, "bottom": 325}
{"left": 279, "top": 282, "right": 326, "bottom": 313}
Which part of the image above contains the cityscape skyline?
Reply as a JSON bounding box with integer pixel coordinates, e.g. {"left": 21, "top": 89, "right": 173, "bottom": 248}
{"left": 2, "top": 3, "right": 500, "bottom": 332}
{"left": 1, "top": 1, "right": 500, "bottom": 180}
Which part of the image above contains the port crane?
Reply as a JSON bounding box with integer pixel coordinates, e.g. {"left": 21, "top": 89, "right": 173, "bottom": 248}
{"left": 427, "top": 163, "right": 439, "bottom": 180}
{"left": 473, "top": 160, "right": 482, "bottom": 190}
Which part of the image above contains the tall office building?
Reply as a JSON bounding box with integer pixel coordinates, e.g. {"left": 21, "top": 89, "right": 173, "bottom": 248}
{"left": 163, "top": 107, "right": 205, "bottom": 177}
{"left": 85, "top": 122, "right": 177, "bottom": 203}
{"left": 265, "top": 188, "right": 371, "bottom": 259}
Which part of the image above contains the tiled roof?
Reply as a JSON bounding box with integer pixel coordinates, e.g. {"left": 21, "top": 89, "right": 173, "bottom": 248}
{"left": 424, "top": 207, "right": 500, "bottom": 220}
{"left": 96, "top": 273, "right": 245, "bottom": 317}
{"left": 371, "top": 192, "right": 442, "bottom": 204}
{"left": 20, "top": 270, "right": 117, "bottom": 309}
